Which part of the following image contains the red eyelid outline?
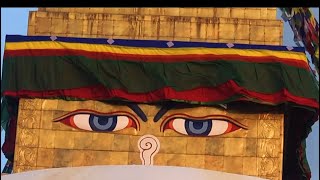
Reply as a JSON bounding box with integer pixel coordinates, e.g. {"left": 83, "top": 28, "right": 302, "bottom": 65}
{"left": 52, "top": 109, "right": 140, "bottom": 130}
{"left": 161, "top": 113, "right": 248, "bottom": 132}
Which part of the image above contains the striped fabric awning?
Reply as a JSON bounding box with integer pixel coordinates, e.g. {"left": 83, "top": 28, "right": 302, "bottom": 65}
{"left": 1, "top": 35, "right": 319, "bottom": 110}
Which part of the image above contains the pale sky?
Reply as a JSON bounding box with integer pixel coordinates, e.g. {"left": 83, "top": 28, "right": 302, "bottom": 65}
{"left": 1, "top": 7, "right": 319, "bottom": 179}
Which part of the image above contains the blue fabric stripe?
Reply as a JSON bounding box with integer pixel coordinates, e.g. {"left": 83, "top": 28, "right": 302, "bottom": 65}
{"left": 6, "top": 35, "right": 306, "bottom": 53}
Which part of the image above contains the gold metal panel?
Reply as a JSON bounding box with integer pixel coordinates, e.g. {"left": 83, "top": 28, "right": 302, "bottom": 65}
{"left": 205, "top": 138, "right": 225, "bottom": 156}
{"left": 154, "top": 153, "right": 167, "bottom": 166}
{"left": 40, "top": 110, "right": 54, "bottom": 130}
{"left": 128, "top": 152, "right": 141, "bottom": 165}
{"left": 113, "top": 20, "right": 131, "bottom": 37}
{"left": 129, "top": 135, "right": 140, "bottom": 152}
{"left": 179, "top": 8, "right": 198, "bottom": 17}
{"left": 73, "top": 131, "right": 93, "bottom": 149}
{"left": 41, "top": 99, "right": 59, "bottom": 111}
{"left": 218, "top": 23, "right": 235, "bottom": 40}
{"left": 14, "top": 146, "right": 37, "bottom": 167}
{"left": 174, "top": 20, "right": 191, "bottom": 38}
{"left": 35, "top": 11, "right": 48, "bottom": 18}
{"left": 160, "top": 8, "right": 180, "bottom": 17}
{"left": 56, "top": 100, "right": 81, "bottom": 111}
{"left": 91, "top": 132, "right": 114, "bottom": 151}
{"left": 17, "top": 109, "right": 41, "bottom": 129}
{"left": 159, "top": 18, "right": 175, "bottom": 39}
{"left": 215, "top": 8, "right": 231, "bottom": 18}
{"left": 250, "top": 25, "right": 265, "bottom": 41}
{"left": 204, "top": 155, "right": 224, "bottom": 171}
{"left": 35, "top": 17, "right": 52, "bottom": 33}
{"left": 39, "top": 129, "right": 55, "bottom": 148}
{"left": 51, "top": 18, "right": 68, "bottom": 34}
{"left": 257, "top": 139, "right": 280, "bottom": 158}
{"left": 142, "top": 17, "right": 160, "bottom": 38}
{"left": 246, "top": 119, "right": 258, "bottom": 138}
{"left": 159, "top": 137, "right": 187, "bottom": 154}
{"left": 112, "top": 134, "right": 130, "bottom": 151}
{"left": 108, "top": 152, "right": 129, "bottom": 165}
{"left": 72, "top": 150, "right": 94, "bottom": 166}
{"left": 167, "top": 154, "right": 186, "bottom": 166}
{"left": 258, "top": 120, "right": 281, "bottom": 139}
{"left": 28, "top": 10, "right": 282, "bottom": 45}
{"left": 197, "top": 8, "right": 214, "bottom": 18}
{"left": 27, "top": 25, "right": 36, "bottom": 35}
{"left": 190, "top": 21, "right": 208, "bottom": 41}
{"left": 186, "top": 137, "right": 206, "bottom": 155}
{"left": 267, "top": 8, "right": 277, "bottom": 20}
{"left": 243, "top": 157, "right": 258, "bottom": 176}
{"left": 16, "top": 128, "right": 39, "bottom": 147}
{"left": 185, "top": 155, "right": 205, "bottom": 169}
{"left": 91, "top": 151, "right": 110, "bottom": 165}
{"left": 224, "top": 138, "right": 245, "bottom": 156}
{"left": 53, "top": 149, "right": 74, "bottom": 167}
{"left": 76, "top": 100, "right": 95, "bottom": 110}
{"left": 206, "top": 23, "right": 219, "bottom": 40}
{"left": 265, "top": 26, "right": 282, "bottom": 42}
{"left": 54, "top": 130, "right": 75, "bottom": 149}
{"left": 223, "top": 156, "right": 243, "bottom": 174}
{"left": 257, "top": 157, "right": 280, "bottom": 177}
{"left": 245, "top": 9, "right": 262, "bottom": 19}
{"left": 41, "top": 8, "right": 278, "bottom": 20}
{"left": 245, "top": 138, "right": 258, "bottom": 156}
{"left": 231, "top": 8, "right": 245, "bottom": 19}
{"left": 235, "top": 24, "right": 250, "bottom": 40}
{"left": 37, "top": 148, "right": 54, "bottom": 167}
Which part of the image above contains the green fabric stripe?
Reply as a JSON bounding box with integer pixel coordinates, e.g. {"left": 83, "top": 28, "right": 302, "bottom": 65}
{"left": 2, "top": 56, "right": 319, "bottom": 101}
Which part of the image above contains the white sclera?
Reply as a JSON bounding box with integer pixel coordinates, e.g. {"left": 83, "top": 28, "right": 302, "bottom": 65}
{"left": 209, "top": 120, "right": 229, "bottom": 135}
{"left": 73, "top": 114, "right": 130, "bottom": 132}
{"left": 172, "top": 118, "right": 188, "bottom": 135}
{"left": 73, "top": 114, "right": 92, "bottom": 131}
{"left": 113, "top": 116, "right": 129, "bottom": 131}
{"left": 171, "top": 118, "right": 229, "bottom": 136}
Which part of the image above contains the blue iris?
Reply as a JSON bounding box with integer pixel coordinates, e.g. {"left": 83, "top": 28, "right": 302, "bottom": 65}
{"left": 89, "top": 115, "right": 117, "bottom": 131}
{"left": 185, "top": 119, "right": 212, "bottom": 136}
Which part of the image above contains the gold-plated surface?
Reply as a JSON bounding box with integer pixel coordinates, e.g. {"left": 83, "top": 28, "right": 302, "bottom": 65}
{"left": 14, "top": 98, "right": 284, "bottom": 180}
{"left": 38, "top": 8, "right": 277, "bottom": 20}
{"left": 27, "top": 8, "right": 282, "bottom": 45}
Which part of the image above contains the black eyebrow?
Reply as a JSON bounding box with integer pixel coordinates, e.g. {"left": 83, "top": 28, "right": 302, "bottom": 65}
{"left": 153, "top": 103, "right": 224, "bottom": 122}
{"left": 153, "top": 103, "right": 177, "bottom": 122}
{"left": 127, "top": 103, "right": 148, "bottom": 122}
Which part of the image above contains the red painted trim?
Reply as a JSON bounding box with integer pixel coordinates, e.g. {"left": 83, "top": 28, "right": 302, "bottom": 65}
{"left": 2, "top": 80, "right": 319, "bottom": 109}
{"left": 4, "top": 49, "right": 309, "bottom": 69}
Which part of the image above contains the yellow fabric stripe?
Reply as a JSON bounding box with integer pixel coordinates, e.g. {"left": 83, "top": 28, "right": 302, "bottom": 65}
{"left": 6, "top": 41, "right": 308, "bottom": 63}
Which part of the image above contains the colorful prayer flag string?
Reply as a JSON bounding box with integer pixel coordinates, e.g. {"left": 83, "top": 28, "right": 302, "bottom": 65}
{"left": 280, "top": 8, "right": 319, "bottom": 75}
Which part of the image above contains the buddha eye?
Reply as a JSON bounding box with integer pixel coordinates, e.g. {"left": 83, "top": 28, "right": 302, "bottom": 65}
{"left": 162, "top": 114, "right": 247, "bottom": 137}
{"left": 54, "top": 110, "right": 139, "bottom": 132}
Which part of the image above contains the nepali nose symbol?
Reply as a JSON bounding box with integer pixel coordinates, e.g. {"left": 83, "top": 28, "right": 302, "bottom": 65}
{"left": 138, "top": 134, "right": 160, "bottom": 165}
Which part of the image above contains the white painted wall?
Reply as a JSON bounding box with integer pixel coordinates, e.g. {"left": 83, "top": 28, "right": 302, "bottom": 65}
{"left": 2, "top": 165, "right": 268, "bottom": 180}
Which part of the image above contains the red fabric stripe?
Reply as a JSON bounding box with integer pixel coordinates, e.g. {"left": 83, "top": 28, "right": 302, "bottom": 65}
{"left": 4, "top": 49, "right": 309, "bottom": 69}
{"left": 2, "top": 80, "right": 319, "bottom": 109}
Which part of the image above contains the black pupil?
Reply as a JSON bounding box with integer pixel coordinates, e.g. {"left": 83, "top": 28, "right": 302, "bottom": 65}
{"left": 185, "top": 119, "right": 212, "bottom": 136}
{"left": 89, "top": 115, "right": 117, "bottom": 131}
